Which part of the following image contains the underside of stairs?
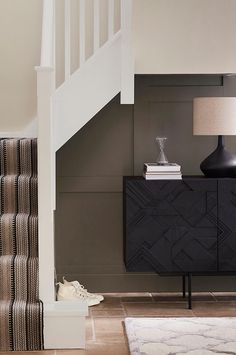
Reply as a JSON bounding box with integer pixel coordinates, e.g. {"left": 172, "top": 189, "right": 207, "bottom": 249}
{"left": 33, "top": 0, "right": 134, "bottom": 348}
{"left": 0, "top": 139, "right": 43, "bottom": 351}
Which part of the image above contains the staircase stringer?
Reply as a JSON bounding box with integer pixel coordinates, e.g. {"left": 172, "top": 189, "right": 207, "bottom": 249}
{"left": 53, "top": 32, "right": 122, "bottom": 151}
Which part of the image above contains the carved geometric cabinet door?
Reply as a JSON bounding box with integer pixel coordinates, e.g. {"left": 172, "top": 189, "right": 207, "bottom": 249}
{"left": 124, "top": 177, "right": 218, "bottom": 274}
{"left": 218, "top": 180, "right": 236, "bottom": 271}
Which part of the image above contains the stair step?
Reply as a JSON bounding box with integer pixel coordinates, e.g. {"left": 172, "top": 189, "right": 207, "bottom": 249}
{"left": 0, "top": 175, "right": 38, "bottom": 214}
{"left": 0, "top": 213, "right": 38, "bottom": 256}
{"left": 0, "top": 299, "right": 43, "bottom": 351}
{"left": 0, "top": 255, "right": 39, "bottom": 301}
{"left": 0, "top": 138, "right": 37, "bottom": 176}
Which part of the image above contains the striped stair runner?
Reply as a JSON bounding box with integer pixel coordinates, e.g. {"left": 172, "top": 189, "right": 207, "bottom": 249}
{"left": 0, "top": 139, "right": 43, "bottom": 351}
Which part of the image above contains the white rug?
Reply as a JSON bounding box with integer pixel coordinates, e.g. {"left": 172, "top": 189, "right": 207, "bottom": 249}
{"left": 125, "top": 317, "right": 236, "bottom": 355}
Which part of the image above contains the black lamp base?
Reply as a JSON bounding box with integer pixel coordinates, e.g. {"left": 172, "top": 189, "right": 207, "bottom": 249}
{"left": 201, "top": 136, "right": 236, "bottom": 178}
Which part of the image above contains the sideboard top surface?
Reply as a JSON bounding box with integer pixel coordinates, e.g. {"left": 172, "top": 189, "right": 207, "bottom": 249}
{"left": 124, "top": 176, "right": 236, "bottom": 181}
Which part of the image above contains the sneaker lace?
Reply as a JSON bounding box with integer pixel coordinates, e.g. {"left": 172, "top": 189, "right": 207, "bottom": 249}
{"left": 72, "top": 287, "right": 87, "bottom": 300}
{"left": 73, "top": 284, "right": 97, "bottom": 298}
{"left": 73, "top": 282, "right": 89, "bottom": 293}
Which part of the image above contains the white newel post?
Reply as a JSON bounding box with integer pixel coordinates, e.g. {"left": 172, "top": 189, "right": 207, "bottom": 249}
{"left": 36, "top": 0, "right": 56, "bottom": 305}
{"left": 36, "top": 67, "right": 55, "bottom": 304}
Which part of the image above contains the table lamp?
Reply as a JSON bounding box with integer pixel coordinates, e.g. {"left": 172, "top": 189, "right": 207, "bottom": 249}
{"left": 193, "top": 97, "right": 236, "bottom": 177}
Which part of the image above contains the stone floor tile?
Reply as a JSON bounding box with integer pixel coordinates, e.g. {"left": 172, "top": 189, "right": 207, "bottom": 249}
{"left": 93, "top": 317, "right": 124, "bottom": 334}
{"left": 90, "top": 309, "right": 125, "bottom": 318}
{"left": 152, "top": 292, "right": 214, "bottom": 303}
{"left": 123, "top": 302, "right": 194, "bottom": 317}
{"left": 93, "top": 297, "right": 123, "bottom": 310}
{"left": 56, "top": 351, "right": 85, "bottom": 355}
{"left": 85, "top": 342, "right": 129, "bottom": 355}
{"left": 192, "top": 301, "right": 236, "bottom": 317}
{"left": 94, "top": 332, "right": 126, "bottom": 343}
{"left": 121, "top": 293, "right": 153, "bottom": 303}
{"left": 212, "top": 292, "right": 236, "bottom": 302}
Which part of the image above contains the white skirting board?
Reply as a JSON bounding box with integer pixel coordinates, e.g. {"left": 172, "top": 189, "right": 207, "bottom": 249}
{"left": 44, "top": 301, "right": 88, "bottom": 349}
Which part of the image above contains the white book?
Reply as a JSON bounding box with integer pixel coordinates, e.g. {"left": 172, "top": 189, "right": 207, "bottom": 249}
{"left": 143, "top": 173, "right": 182, "bottom": 180}
{"left": 144, "top": 171, "right": 181, "bottom": 176}
{"left": 144, "top": 163, "right": 181, "bottom": 173}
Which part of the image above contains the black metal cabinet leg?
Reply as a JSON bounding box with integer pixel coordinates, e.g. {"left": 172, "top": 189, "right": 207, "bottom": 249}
{"left": 182, "top": 275, "right": 186, "bottom": 298}
{"left": 188, "top": 274, "right": 192, "bottom": 309}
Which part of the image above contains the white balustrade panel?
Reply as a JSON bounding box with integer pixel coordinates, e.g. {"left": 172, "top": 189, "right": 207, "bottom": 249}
{"left": 47, "top": 0, "right": 121, "bottom": 89}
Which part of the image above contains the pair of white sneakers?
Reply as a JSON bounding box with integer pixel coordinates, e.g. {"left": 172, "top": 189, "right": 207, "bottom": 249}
{"left": 57, "top": 277, "right": 104, "bottom": 306}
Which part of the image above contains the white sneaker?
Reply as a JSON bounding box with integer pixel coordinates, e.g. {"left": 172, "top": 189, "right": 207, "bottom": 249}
{"left": 57, "top": 282, "right": 100, "bottom": 307}
{"left": 63, "top": 277, "right": 104, "bottom": 302}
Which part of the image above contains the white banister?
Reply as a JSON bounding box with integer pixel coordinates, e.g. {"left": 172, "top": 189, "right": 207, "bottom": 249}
{"left": 37, "top": 0, "right": 56, "bottom": 304}
{"left": 93, "top": 0, "right": 100, "bottom": 52}
{"left": 40, "top": 0, "right": 55, "bottom": 67}
{"left": 121, "top": 0, "right": 134, "bottom": 104}
{"left": 79, "top": 0, "right": 86, "bottom": 66}
{"left": 65, "top": 0, "right": 71, "bottom": 80}
{"left": 108, "top": 0, "right": 115, "bottom": 40}
{"left": 36, "top": 67, "right": 55, "bottom": 303}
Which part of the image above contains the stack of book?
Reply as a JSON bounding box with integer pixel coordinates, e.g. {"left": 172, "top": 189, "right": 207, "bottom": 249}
{"left": 143, "top": 163, "right": 182, "bottom": 180}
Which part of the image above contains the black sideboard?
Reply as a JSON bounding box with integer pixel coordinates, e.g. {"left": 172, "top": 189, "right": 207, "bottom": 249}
{"left": 123, "top": 176, "right": 236, "bottom": 308}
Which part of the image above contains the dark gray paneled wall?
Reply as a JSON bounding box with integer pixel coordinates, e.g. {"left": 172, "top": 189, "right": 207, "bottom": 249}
{"left": 56, "top": 75, "right": 236, "bottom": 292}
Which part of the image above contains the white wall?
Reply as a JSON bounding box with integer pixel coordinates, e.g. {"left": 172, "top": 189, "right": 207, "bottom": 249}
{"left": 0, "top": 0, "right": 120, "bottom": 134}
{"left": 134, "top": 0, "right": 236, "bottom": 74}
{"left": 0, "top": 0, "right": 42, "bottom": 134}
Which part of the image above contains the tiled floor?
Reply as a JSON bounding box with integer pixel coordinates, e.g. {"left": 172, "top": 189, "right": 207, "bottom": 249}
{"left": 1, "top": 292, "right": 236, "bottom": 354}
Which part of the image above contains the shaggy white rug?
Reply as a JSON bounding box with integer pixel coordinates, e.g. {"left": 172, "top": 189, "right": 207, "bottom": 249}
{"left": 125, "top": 317, "right": 236, "bottom": 355}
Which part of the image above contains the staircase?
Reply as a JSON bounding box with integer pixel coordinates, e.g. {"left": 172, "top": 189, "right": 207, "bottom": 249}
{"left": 0, "top": 139, "right": 43, "bottom": 351}
{"left": 36, "top": 0, "right": 134, "bottom": 348}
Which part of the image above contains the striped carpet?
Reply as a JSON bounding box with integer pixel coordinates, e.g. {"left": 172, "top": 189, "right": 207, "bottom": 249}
{"left": 0, "top": 139, "right": 43, "bottom": 351}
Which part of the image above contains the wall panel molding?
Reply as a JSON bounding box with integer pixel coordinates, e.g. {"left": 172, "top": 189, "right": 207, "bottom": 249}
{"left": 57, "top": 176, "right": 123, "bottom": 193}
{"left": 56, "top": 75, "right": 236, "bottom": 292}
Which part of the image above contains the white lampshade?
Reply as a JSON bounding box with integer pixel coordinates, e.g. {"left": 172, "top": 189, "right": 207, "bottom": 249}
{"left": 193, "top": 97, "right": 236, "bottom": 135}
